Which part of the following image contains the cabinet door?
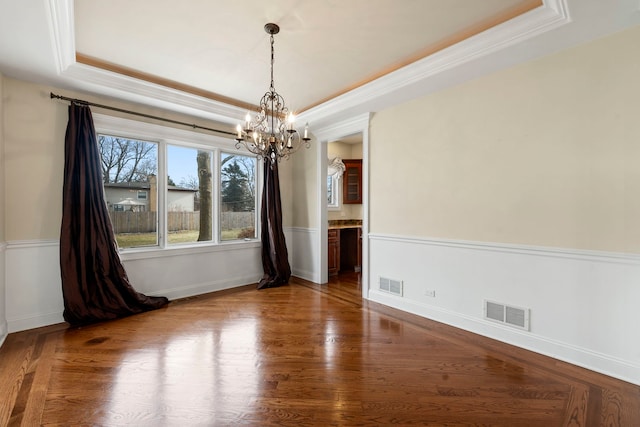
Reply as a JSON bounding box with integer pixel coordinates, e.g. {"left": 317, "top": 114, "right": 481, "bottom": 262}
{"left": 328, "top": 229, "right": 340, "bottom": 276}
{"left": 342, "top": 159, "right": 362, "bottom": 204}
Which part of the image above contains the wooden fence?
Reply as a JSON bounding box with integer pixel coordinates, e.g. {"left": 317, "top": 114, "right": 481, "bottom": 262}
{"left": 109, "top": 211, "right": 255, "bottom": 233}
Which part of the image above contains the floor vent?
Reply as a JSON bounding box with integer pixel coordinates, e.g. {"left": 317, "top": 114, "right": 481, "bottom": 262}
{"left": 484, "top": 300, "right": 530, "bottom": 331}
{"left": 379, "top": 277, "right": 403, "bottom": 297}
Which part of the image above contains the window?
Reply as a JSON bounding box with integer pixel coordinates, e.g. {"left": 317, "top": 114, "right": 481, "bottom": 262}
{"left": 166, "top": 144, "right": 213, "bottom": 244}
{"left": 327, "top": 157, "right": 344, "bottom": 210}
{"left": 95, "top": 114, "right": 259, "bottom": 250}
{"left": 99, "top": 134, "right": 158, "bottom": 248}
{"left": 327, "top": 175, "right": 340, "bottom": 209}
{"left": 220, "top": 153, "right": 257, "bottom": 241}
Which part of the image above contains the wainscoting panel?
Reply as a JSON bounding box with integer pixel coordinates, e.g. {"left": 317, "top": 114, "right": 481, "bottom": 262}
{"left": 5, "top": 240, "right": 264, "bottom": 333}
{"left": 288, "top": 227, "right": 320, "bottom": 283}
{"left": 121, "top": 244, "right": 263, "bottom": 301}
{"left": 5, "top": 240, "right": 63, "bottom": 333}
{"left": 368, "top": 234, "right": 640, "bottom": 385}
{"left": 0, "top": 242, "right": 7, "bottom": 347}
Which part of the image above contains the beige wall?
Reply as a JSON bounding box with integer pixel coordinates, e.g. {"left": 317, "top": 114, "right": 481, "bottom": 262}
{"left": 328, "top": 140, "right": 362, "bottom": 160}
{"left": 1, "top": 73, "right": 6, "bottom": 336}
{"left": 2, "top": 78, "right": 288, "bottom": 240}
{"left": 1, "top": 72, "right": 6, "bottom": 331}
{"left": 328, "top": 140, "right": 363, "bottom": 220}
{"left": 291, "top": 135, "right": 317, "bottom": 228}
{"left": 4, "top": 79, "right": 66, "bottom": 240}
{"left": 369, "top": 24, "right": 640, "bottom": 253}
{"left": 1, "top": 73, "right": 5, "bottom": 242}
{"left": 278, "top": 150, "right": 293, "bottom": 228}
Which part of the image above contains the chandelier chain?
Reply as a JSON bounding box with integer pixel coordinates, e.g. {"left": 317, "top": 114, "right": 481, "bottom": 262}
{"left": 270, "top": 33, "right": 275, "bottom": 93}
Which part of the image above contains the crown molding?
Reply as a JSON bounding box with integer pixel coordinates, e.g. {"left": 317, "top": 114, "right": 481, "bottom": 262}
{"left": 311, "top": 113, "right": 371, "bottom": 143}
{"left": 46, "top": 0, "right": 75, "bottom": 74}
{"left": 47, "top": 0, "right": 570, "bottom": 126}
{"left": 47, "top": 0, "right": 246, "bottom": 125}
{"left": 302, "top": 0, "right": 571, "bottom": 125}
{"left": 61, "top": 62, "right": 247, "bottom": 125}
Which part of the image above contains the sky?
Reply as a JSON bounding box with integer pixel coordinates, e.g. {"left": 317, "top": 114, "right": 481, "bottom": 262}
{"left": 167, "top": 145, "right": 198, "bottom": 186}
{"left": 167, "top": 145, "right": 248, "bottom": 187}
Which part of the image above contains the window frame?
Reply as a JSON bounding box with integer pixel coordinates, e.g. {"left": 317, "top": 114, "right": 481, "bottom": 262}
{"left": 93, "top": 113, "right": 262, "bottom": 256}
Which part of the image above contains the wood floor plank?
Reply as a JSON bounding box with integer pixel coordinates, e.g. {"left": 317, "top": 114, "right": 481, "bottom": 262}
{"left": 0, "top": 333, "right": 37, "bottom": 427}
{"left": 0, "top": 272, "right": 638, "bottom": 426}
{"left": 19, "top": 332, "right": 59, "bottom": 426}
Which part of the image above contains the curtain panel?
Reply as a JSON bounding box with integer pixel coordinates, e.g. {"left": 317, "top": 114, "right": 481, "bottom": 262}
{"left": 257, "top": 155, "right": 291, "bottom": 289}
{"left": 60, "top": 103, "right": 168, "bottom": 325}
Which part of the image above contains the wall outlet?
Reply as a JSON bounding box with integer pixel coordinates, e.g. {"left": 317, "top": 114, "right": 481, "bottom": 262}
{"left": 424, "top": 289, "right": 436, "bottom": 298}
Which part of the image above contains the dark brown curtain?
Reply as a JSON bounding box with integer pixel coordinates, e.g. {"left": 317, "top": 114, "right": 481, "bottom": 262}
{"left": 60, "top": 103, "right": 168, "bottom": 325}
{"left": 257, "top": 153, "right": 291, "bottom": 289}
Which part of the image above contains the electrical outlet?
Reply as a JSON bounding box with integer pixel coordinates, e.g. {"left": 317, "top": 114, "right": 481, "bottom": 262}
{"left": 425, "top": 289, "right": 436, "bottom": 298}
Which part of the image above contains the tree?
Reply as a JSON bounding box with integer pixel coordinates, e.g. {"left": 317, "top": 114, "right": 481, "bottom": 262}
{"left": 232, "top": 156, "right": 256, "bottom": 202}
{"left": 221, "top": 160, "right": 252, "bottom": 212}
{"left": 98, "top": 135, "right": 157, "bottom": 183}
{"left": 180, "top": 175, "right": 200, "bottom": 210}
{"left": 197, "top": 151, "right": 212, "bottom": 241}
{"left": 179, "top": 175, "right": 198, "bottom": 191}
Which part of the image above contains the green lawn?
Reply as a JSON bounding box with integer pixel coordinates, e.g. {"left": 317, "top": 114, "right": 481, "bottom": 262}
{"left": 115, "top": 229, "right": 251, "bottom": 248}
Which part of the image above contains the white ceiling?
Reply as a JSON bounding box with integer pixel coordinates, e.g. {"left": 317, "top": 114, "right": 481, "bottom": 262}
{"left": 73, "top": 0, "right": 533, "bottom": 110}
{"left": 0, "top": 1, "right": 639, "bottom": 129}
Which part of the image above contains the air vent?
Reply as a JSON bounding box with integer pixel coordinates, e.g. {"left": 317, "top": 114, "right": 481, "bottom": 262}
{"left": 379, "top": 277, "right": 403, "bottom": 297}
{"left": 484, "top": 300, "right": 530, "bottom": 331}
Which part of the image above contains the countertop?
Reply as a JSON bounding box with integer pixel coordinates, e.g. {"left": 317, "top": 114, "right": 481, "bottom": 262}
{"left": 328, "top": 220, "right": 362, "bottom": 230}
{"left": 328, "top": 224, "right": 362, "bottom": 230}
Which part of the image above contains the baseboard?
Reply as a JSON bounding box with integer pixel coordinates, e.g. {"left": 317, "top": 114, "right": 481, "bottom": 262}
{"left": 369, "top": 289, "right": 640, "bottom": 386}
{"left": 291, "top": 268, "right": 316, "bottom": 283}
{"left": 6, "top": 277, "right": 260, "bottom": 333}
{"left": 156, "top": 275, "right": 261, "bottom": 301}
{"left": 0, "top": 321, "right": 7, "bottom": 348}
{"left": 8, "top": 310, "right": 65, "bottom": 334}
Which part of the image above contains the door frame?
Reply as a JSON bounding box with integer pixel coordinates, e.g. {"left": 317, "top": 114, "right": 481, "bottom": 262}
{"left": 314, "top": 113, "right": 371, "bottom": 298}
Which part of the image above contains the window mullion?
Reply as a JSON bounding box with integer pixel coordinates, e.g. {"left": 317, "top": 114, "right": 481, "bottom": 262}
{"left": 158, "top": 140, "right": 167, "bottom": 248}
{"left": 212, "top": 149, "right": 220, "bottom": 244}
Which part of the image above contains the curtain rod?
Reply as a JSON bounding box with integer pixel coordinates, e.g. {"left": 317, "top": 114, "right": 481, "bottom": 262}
{"left": 50, "top": 92, "right": 236, "bottom": 137}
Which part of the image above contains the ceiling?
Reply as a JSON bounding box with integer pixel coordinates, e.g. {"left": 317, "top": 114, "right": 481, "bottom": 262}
{"left": 0, "top": 1, "right": 639, "bottom": 129}
{"left": 73, "top": 0, "right": 538, "bottom": 111}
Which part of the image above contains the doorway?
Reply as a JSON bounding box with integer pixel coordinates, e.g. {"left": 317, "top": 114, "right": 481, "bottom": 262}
{"left": 315, "top": 114, "right": 370, "bottom": 299}
{"left": 327, "top": 136, "right": 363, "bottom": 284}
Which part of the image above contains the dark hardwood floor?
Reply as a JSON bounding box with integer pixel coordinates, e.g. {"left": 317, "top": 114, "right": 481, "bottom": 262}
{"left": 1, "top": 273, "right": 638, "bottom": 426}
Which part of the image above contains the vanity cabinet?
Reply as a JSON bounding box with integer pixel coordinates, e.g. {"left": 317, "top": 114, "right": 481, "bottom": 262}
{"left": 342, "top": 159, "right": 362, "bottom": 204}
{"left": 328, "top": 229, "right": 340, "bottom": 276}
{"left": 328, "top": 226, "right": 361, "bottom": 276}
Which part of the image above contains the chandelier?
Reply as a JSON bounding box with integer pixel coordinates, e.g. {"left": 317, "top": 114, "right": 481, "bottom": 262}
{"left": 235, "top": 23, "right": 310, "bottom": 162}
